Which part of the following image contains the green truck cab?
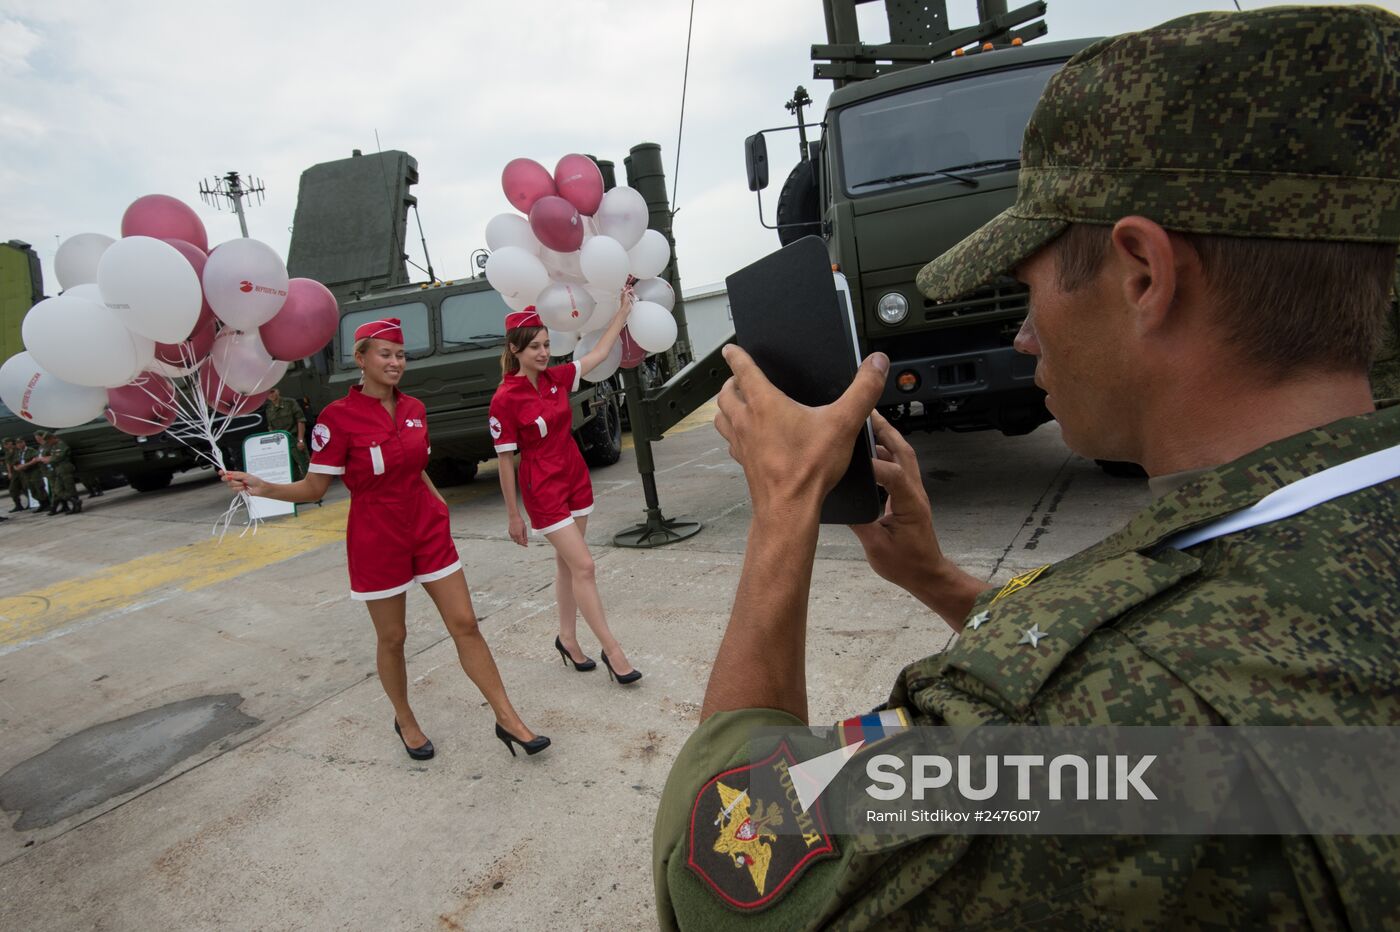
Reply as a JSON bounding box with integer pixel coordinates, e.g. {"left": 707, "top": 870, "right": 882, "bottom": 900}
{"left": 280, "top": 149, "right": 622, "bottom": 483}
{"left": 746, "top": 2, "right": 1093, "bottom": 436}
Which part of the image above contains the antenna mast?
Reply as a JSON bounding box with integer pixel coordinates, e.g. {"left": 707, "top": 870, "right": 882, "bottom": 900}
{"left": 199, "top": 171, "right": 266, "bottom": 238}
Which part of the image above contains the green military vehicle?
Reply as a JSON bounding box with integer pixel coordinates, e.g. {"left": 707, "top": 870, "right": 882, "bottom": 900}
{"left": 280, "top": 149, "right": 623, "bottom": 483}
{"left": 743, "top": 0, "right": 1090, "bottom": 437}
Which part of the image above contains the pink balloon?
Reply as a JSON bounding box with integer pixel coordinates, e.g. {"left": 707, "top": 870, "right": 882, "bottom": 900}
{"left": 199, "top": 365, "right": 269, "bottom": 416}
{"left": 122, "top": 195, "right": 208, "bottom": 253}
{"left": 528, "top": 196, "right": 584, "bottom": 252}
{"left": 259, "top": 278, "right": 338, "bottom": 361}
{"left": 501, "top": 158, "right": 557, "bottom": 214}
{"left": 554, "top": 154, "right": 604, "bottom": 216}
{"left": 106, "top": 373, "right": 178, "bottom": 437}
{"left": 155, "top": 318, "right": 216, "bottom": 367}
{"left": 619, "top": 327, "right": 648, "bottom": 369}
{"left": 162, "top": 238, "right": 216, "bottom": 334}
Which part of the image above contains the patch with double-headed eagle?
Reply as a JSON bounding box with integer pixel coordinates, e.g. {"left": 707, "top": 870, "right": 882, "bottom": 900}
{"left": 686, "top": 742, "right": 837, "bottom": 912}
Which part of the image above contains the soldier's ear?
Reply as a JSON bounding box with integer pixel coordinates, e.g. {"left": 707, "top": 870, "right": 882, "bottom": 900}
{"left": 1110, "top": 216, "right": 1178, "bottom": 337}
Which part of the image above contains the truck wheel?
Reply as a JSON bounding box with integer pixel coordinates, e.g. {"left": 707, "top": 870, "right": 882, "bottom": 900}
{"left": 777, "top": 160, "right": 821, "bottom": 246}
{"left": 1095, "top": 459, "right": 1147, "bottom": 479}
{"left": 578, "top": 380, "right": 623, "bottom": 468}
{"left": 128, "top": 470, "right": 174, "bottom": 493}
{"left": 427, "top": 458, "right": 479, "bottom": 486}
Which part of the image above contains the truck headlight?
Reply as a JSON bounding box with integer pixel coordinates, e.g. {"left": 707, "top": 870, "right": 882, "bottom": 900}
{"left": 877, "top": 292, "right": 908, "bottom": 325}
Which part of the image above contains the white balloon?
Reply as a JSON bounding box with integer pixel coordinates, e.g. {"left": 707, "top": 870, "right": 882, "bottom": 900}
{"left": 0, "top": 352, "right": 107, "bottom": 428}
{"left": 627, "top": 300, "right": 678, "bottom": 353}
{"left": 502, "top": 290, "right": 536, "bottom": 312}
{"left": 627, "top": 229, "right": 671, "bottom": 280}
{"left": 535, "top": 281, "right": 596, "bottom": 332}
{"left": 97, "top": 235, "right": 202, "bottom": 343}
{"left": 593, "top": 186, "right": 649, "bottom": 250}
{"left": 540, "top": 246, "right": 587, "bottom": 284}
{"left": 575, "top": 329, "right": 622, "bottom": 382}
{"left": 22, "top": 294, "right": 149, "bottom": 388}
{"left": 548, "top": 328, "right": 578, "bottom": 356}
{"left": 55, "top": 233, "right": 114, "bottom": 290}
{"left": 485, "top": 213, "right": 541, "bottom": 255}
{"left": 580, "top": 236, "right": 629, "bottom": 292}
{"left": 580, "top": 286, "right": 621, "bottom": 332}
{"left": 151, "top": 357, "right": 203, "bottom": 378}
{"left": 210, "top": 329, "right": 289, "bottom": 394}
{"left": 202, "top": 238, "right": 290, "bottom": 331}
{"left": 633, "top": 276, "right": 675, "bottom": 311}
{"left": 485, "top": 246, "right": 549, "bottom": 305}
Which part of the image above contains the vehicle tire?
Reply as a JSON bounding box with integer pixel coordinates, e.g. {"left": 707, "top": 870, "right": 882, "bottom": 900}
{"left": 1095, "top": 459, "right": 1148, "bottom": 479}
{"left": 776, "top": 160, "right": 821, "bottom": 247}
{"left": 128, "top": 470, "right": 174, "bottom": 493}
{"left": 427, "top": 458, "right": 479, "bottom": 487}
{"left": 578, "top": 379, "right": 623, "bottom": 468}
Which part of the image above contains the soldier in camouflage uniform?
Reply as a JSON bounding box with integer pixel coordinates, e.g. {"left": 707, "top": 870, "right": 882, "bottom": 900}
{"left": 17, "top": 434, "right": 48, "bottom": 513}
{"left": 4, "top": 438, "right": 26, "bottom": 513}
{"left": 40, "top": 429, "right": 80, "bottom": 515}
{"left": 263, "top": 388, "right": 308, "bottom": 480}
{"left": 654, "top": 7, "right": 1400, "bottom": 930}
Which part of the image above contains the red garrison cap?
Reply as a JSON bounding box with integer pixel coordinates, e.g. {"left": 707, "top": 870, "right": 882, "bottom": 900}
{"left": 353, "top": 317, "right": 405, "bottom": 343}
{"left": 505, "top": 307, "right": 543, "bottom": 331}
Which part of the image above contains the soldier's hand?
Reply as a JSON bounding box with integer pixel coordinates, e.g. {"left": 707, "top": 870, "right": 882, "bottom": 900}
{"left": 507, "top": 514, "right": 528, "bottom": 547}
{"left": 850, "top": 413, "right": 951, "bottom": 599}
{"left": 715, "top": 344, "right": 888, "bottom": 518}
{"left": 220, "top": 469, "right": 268, "bottom": 496}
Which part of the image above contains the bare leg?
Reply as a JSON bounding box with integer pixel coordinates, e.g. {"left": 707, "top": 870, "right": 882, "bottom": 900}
{"left": 365, "top": 594, "right": 428, "bottom": 747}
{"left": 546, "top": 518, "right": 634, "bottom": 674}
{"left": 421, "top": 569, "right": 536, "bottom": 741}
{"left": 555, "top": 548, "right": 590, "bottom": 662}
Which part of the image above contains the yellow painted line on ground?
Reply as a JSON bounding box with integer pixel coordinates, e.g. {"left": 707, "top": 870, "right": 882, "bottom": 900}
{"left": 621, "top": 399, "right": 717, "bottom": 452}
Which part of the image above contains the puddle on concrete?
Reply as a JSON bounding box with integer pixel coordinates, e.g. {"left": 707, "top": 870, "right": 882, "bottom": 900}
{"left": 0, "top": 694, "right": 259, "bottom": 831}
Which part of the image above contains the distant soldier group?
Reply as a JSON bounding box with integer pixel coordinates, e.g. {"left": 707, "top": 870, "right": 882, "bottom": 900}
{"left": 3, "top": 429, "right": 90, "bottom": 519}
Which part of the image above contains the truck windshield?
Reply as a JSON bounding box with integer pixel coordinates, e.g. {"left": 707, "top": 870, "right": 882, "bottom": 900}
{"left": 839, "top": 62, "right": 1060, "bottom": 196}
{"left": 339, "top": 302, "right": 431, "bottom": 365}
{"left": 441, "top": 290, "right": 509, "bottom": 350}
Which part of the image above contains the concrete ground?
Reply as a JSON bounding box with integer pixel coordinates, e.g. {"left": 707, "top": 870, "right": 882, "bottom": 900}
{"left": 0, "top": 405, "right": 1150, "bottom": 931}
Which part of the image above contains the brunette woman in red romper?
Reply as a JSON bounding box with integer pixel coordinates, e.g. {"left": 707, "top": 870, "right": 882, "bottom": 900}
{"left": 490, "top": 298, "right": 642, "bottom": 685}
{"left": 223, "top": 319, "right": 549, "bottom": 759}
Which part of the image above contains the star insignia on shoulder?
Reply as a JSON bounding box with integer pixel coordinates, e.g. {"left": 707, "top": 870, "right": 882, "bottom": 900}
{"left": 968, "top": 610, "right": 990, "bottom": 630}
{"left": 1018, "top": 624, "right": 1048, "bottom": 648}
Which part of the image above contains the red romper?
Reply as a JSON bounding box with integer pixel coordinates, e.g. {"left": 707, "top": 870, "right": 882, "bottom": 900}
{"left": 308, "top": 386, "right": 461, "bottom": 600}
{"left": 488, "top": 361, "right": 593, "bottom": 535}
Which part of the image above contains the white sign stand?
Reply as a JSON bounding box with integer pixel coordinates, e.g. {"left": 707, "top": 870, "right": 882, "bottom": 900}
{"left": 242, "top": 431, "right": 296, "bottom": 520}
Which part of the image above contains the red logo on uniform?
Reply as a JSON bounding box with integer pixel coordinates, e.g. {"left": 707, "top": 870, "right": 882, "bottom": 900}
{"left": 489, "top": 416, "right": 502, "bottom": 440}
{"left": 239, "top": 280, "right": 253, "bottom": 293}
{"left": 311, "top": 423, "right": 330, "bottom": 452}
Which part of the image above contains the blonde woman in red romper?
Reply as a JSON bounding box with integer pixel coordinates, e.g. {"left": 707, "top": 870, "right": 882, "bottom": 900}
{"left": 222, "top": 318, "right": 549, "bottom": 759}
{"left": 489, "top": 299, "right": 642, "bottom": 685}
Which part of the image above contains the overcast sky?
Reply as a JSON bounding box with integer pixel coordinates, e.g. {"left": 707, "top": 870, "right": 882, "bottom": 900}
{"left": 3, "top": 0, "right": 1394, "bottom": 296}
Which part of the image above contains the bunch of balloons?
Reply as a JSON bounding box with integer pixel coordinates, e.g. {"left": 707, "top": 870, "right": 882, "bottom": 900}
{"left": 0, "top": 193, "right": 338, "bottom": 472}
{"left": 484, "top": 154, "right": 679, "bottom": 383}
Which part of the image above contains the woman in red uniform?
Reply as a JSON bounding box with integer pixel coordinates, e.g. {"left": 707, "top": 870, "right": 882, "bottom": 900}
{"left": 490, "top": 296, "right": 642, "bottom": 685}
{"left": 221, "top": 318, "right": 549, "bottom": 760}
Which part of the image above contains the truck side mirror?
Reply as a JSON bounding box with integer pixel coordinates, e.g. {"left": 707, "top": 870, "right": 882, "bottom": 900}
{"left": 745, "top": 134, "right": 769, "bottom": 192}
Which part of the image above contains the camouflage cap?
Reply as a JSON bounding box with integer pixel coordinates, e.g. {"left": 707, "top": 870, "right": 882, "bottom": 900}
{"left": 918, "top": 5, "right": 1400, "bottom": 302}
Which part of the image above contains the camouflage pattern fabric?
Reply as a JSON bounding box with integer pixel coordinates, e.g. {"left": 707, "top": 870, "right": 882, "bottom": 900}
{"left": 653, "top": 405, "right": 1400, "bottom": 930}
{"left": 265, "top": 397, "right": 308, "bottom": 478}
{"left": 45, "top": 438, "right": 76, "bottom": 500}
{"left": 918, "top": 5, "right": 1400, "bottom": 302}
{"left": 4, "top": 443, "right": 24, "bottom": 503}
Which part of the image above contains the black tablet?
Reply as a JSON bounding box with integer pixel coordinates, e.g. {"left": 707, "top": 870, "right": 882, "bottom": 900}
{"left": 725, "top": 236, "right": 884, "bottom": 524}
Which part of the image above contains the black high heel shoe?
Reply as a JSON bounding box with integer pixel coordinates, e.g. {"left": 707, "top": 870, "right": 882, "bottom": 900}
{"left": 394, "top": 719, "right": 435, "bottom": 760}
{"left": 495, "top": 723, "right": 551, "bottom": 757}
{"left": 600, "top": 651, "right": 643, "bottom": 685}
{"left": 554, "top": 635, "right": 597, "bottom": 672}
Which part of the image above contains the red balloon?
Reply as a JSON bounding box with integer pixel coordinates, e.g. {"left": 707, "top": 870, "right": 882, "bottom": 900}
{"left": 106, "top": 373, "right": 178, "bottom": 437}
{"left": 501, "top": 158, "right": 557, "bottom": 213}
{"left": 162, "top": 238, "right": 216, "bottom": 334}
{"left": 199, "top": 365, "right": 269, "bottom": 416}
{"left": 554, "top": 154, "right": 604, "bottom": 216}
{"left": 155, "top": 318, "right": 217, "bottom": 367}
{"left": 122, "top": 195, "right": 208, "bottom": 253}
{"left": 619, "top": 327, "right": 648, "bottom": 369}
{"left": 528, "top": 195, "right": 584, "bottom": 252}
{"left": 259, "top": 278, "right": 338, "bottom": 361}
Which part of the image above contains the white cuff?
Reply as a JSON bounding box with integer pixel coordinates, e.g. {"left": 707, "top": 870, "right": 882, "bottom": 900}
{"left": 414, "top": 560, "right": 462, "bottom": 584}
{"left": 569, "top": 504, "right": 594, "bottom": 518}
{"left": 571, "top": 360, "right": 582, "bottom": 392}
{"left": 530, "top": 515, "right": 575, "bottom": 535}
{"left": 494, "top": 443, "right": 517, "bottom": 453}
{"left": 350, "top": 579, "right": 413, "bottom": 601}
{"left": 308, "top": 463, "right": 345, "bottom": 475}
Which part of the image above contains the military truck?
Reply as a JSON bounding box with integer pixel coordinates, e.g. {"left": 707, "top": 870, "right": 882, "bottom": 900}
{"left": 744, "top": 0, "right": 1091, "bottom": 437}
{"left": 281, "top": 149, "right": 623, "bottom": 483}
{"left": 0, "top": 239, "right": 261, "bottom": 493}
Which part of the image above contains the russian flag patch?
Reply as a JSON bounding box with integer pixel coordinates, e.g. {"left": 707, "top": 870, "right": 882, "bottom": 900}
{"left": 836, "top": 708, "right": 910, "bottom": 750}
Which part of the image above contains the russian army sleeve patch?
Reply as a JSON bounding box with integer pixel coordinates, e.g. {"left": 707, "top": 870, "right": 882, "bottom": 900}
{"left": 686, "top": 741, "right": 838, "bottom": 912}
